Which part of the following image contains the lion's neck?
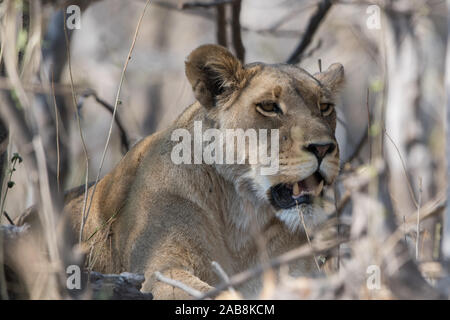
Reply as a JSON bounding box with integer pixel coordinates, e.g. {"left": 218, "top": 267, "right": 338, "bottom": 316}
{"left": 186, "top": 164, "right": 275, "bottom": 253}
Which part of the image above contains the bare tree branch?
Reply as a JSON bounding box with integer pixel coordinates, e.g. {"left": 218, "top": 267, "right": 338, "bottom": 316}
{"left": 231, "top": 0, "right": 245, "bottom": 62}
{"left": 180, "top": 0, "right": 236, "bottom": 9}
{"left": 32, "top": 6, "right": 72, "bottom": 197}
{"left": 0, "top": 116, "right": 8, "bottom": 206}
{"left": 211, "top": 261, "right": 237, "bottom": 295}
{"left": 286, "top": 0, "right": 333, "bottom": 64}
{"left": 88, "top": 271, "right": 153, "bottom": 300}
{"left": 443, "top": 0, "right": 450, "bottom": 262}
{"left": 0, "top": 76, "right": 84, "bottom": 94}
{"left": 216, "top": 3, "right": 227, "bottom": 47}
{"left": 154, "top": 271, "right": 203, "bottom": 299}
{"left": 200, "top": 238, "right": 344, "bottom": 299}
{"left": 77, "top": 90, "right": 130, "bottom": 154}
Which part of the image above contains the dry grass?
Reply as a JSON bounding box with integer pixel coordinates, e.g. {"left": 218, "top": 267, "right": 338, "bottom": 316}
{"left": 0, "top": 0, "right": 449, "bottom": 300}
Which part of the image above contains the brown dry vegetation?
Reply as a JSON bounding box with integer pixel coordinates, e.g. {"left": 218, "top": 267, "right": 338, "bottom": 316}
{"left": 0, "top": 0, "right": 450, "bottom": 299}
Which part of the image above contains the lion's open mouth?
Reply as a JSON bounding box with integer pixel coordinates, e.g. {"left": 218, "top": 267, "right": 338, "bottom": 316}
{"left": 269, "top": 172, "right": 325, "bottom": 210}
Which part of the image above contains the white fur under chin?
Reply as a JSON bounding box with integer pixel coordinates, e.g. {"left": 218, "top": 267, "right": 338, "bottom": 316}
{"left": 276, "top": 203, "right": 328, "bottom": 233}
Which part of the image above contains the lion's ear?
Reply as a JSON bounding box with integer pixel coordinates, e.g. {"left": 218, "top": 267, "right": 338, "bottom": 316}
{"left": 314, "top": 63, "right": 345, "bottom": 94}
{"left": 185, "top": 44, "right": 248, "bottom": 108}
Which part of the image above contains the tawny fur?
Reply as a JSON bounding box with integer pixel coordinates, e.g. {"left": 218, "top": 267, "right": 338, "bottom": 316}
{"left": 64, "top": 44, "right": 345, "bottom": 299}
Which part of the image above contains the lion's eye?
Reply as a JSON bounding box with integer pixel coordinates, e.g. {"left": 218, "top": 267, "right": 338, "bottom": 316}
{"left": 319, "top": 103, "right": 334, "bottom": 116}
{"left": 256, "top": 101, "right": 282, "bottom": 117}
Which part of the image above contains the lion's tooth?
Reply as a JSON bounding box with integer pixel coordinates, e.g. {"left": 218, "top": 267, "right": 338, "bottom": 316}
{"left": 293, "top": 182, "right": 300, "bottom": 196}
{"left": 315, "top": 180, "right": 324, "bottom": 196}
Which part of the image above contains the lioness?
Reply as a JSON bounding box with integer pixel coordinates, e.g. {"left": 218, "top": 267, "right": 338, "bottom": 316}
{"left": 65, "top": 44, "right": 344, "bottom": 299}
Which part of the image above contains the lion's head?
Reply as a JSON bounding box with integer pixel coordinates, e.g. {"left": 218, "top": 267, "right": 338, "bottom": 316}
{"left": 185, "top": 44, "right": 344, "bottom": 230}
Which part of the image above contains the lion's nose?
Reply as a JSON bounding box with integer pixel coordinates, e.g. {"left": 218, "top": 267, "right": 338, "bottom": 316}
{"left": 305, "top": 143, "right": 335, "bottom": 162}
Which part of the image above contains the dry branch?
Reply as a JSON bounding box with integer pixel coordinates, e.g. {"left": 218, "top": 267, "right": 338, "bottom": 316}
{"left": 231, "top": 0, "right": 245, "bottom": 62}
{"left": 81, "top": 0, "right": 151, "bottom": 241}
{"left": 154, "top": 271, "right": 203, "bottom": 299}
{"left": 30, "top": 6, "right": 72, "bottom": 197}
{"left": 180, "top": 0, "right": 236, "bottom": 9}
{"left": 0, "top": 116, "right": 8, "bottom": 209}
{"left": 216, "top": 3, "right": 227, "bottom": 47}
{"left": 77, "top": 90, "right": 130, "bottom": 154}
{"left": 286, "top": 0, "right": 333, "bottom": 64}
{"left": 0, "top": 91, "right": 38, "bottom": 183}
{"left": 87, "top": 271, "right": 153, "bottom": 300}
{"left": 443, "top": 0, "right": 450, "bottom": 262}
{"left": 149, "top": 0, "right": 213, "bottom": 20}
{"left": 200, "top": 238, "right": 344, "bottom": 299}
{"left": 211, "top": 261, "right": 237, "bottom": 296}
{"left": 0, "top": 77, "right": 84, "bottom": 94}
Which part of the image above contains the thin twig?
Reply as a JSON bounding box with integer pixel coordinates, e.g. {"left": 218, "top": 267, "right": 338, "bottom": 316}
{"left": 63, "top": 9, "right": 90, "bottom": 244}
{"left": 211, "top": 261, "right": 237, "bottom": 295}
{"left": 384, "top": 194, "right": 446, "bottom": 263}
{"left": 51, "top": 71, "right": 60, "bottom": 193}
{"left": 405, "top": 192, "right": 445, "bottom": 227}
{"left": 1, "top": 154, "right": 21, "bottom": 225}
{"left": 296, "top": 201, "right": 321, "bottom": 271}
{"left": 333, "top": 184, "right": 340, "bottom": 270}
{"left": 82, "top": 0, "right": 151, "bottom": 240}
{"left": 154, "top": 271, "right": 203, "bottom": 299}
{"left": 33, "top": 136, "right": 60, "bottom": 265}
{"left": 77, "top": 90, "right": 130, "bottom": 154}
{"left": 0, "top": 76, "right": 84, "bottom": 94}
{"left": 384, "top": 130, "right": 419, "bottom": 208}
{"left": 151, "top": 0, "right": 305, "bottom": 38}
{"left": 366, "top": 88, "right": 372, "bottom": 161}
{"left": 3, "top": 211, "right": 14, "bottom": 226}
{"left": 199, "top": 238, "right": 345, "bottom": 299}
{"left": 180, "top": 0, "right": 236, "bottom": 9}
{"left": 250, "top": 1, "right": 320, "bottom": 39}
{"left": 416, "top": 177, "right": 422, "bottom": 260}
{"left": 149, "top": 0, "right": 212, "bottom": 20}
{"left": 304, "top": 39, "right": 323, "bottom": 60}
{"left": 286, "top": 0, "right": 333, "bottom": 64}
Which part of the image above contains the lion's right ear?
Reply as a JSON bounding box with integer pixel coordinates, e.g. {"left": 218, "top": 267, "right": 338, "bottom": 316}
{"left": 314, "top": 63, "right": 345, "bottom": 94}
{"left": 185, "top": 44, "right": 248, "bottom": 108}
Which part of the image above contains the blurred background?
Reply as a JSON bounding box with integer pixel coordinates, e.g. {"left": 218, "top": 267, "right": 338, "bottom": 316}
{"left": 1, "top": 0, "right": 449, "bottom": 299}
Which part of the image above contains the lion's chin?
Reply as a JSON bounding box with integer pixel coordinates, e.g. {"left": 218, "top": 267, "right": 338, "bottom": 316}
{"left": 276, "top": 203, "right": 327, "bottom": 233}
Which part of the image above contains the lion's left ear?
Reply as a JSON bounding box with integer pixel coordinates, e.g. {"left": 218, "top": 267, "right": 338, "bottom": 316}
{"left": 185, "top": 44, "right": 249, "bottom": 108}
{"left": 314, "top": 63, "right": 345, "bottom": 93}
